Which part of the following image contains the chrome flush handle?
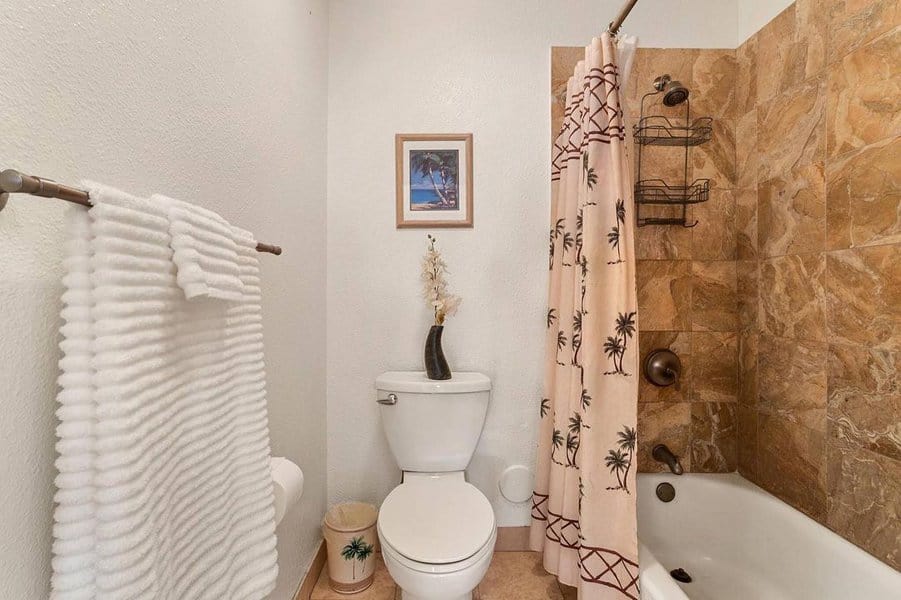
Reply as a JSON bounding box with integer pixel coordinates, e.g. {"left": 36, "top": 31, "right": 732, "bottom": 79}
{"left": 377, "top": 393, "right": 398, "bottom": 406}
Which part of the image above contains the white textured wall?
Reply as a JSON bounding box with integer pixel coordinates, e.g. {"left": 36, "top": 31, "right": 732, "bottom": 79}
{"left": 738, "top": 0, "right": 795, "bottom": 42}
{"left": 326, "top": 0, "right": 739, "bottom": 527}
{"left": 0, "top": 1, "right": 328, "bottom": 598}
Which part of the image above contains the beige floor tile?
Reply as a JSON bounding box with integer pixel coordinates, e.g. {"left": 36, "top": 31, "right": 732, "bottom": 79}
{"left": 477, "top": 552, "right": 563, "bottom": 600}
{"left": 311, "top": 554, "right": 397, "bottom": 600}
{"left": 309, "top": 551, "right": 567, "bottom": 600}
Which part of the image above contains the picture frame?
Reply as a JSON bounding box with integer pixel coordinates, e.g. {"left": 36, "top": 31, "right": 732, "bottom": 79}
{"left": 395, "top": 133, "right": 473, "bottom": 228}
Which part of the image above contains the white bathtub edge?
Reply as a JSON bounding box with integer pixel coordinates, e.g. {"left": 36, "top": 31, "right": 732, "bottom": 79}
{"left": 638, "top": 541, "right": 689, "bottom": 600}
{"left": 637, "top": 472, "right": 901, "bottom": 599}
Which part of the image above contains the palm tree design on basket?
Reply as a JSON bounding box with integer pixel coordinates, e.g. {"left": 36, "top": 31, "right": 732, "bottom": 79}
{"left": 603, "top": 311, "right": 637, "bottom": 375}
{"left": 341, "top": 536, "right": 375, "bottom": 580}
{"left": 605, "top": 426, "right": 637, "bottom": 493}
{"left": 606, "top": 199, "right": 626, "bottom": 265}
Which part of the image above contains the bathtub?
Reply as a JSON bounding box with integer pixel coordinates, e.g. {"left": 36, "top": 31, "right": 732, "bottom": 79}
{"left": 637, "top": 473, "right": 901, "bottom": 600}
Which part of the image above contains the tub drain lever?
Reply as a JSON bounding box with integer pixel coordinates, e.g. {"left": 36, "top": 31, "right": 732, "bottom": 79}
{"left": 670, "top": 568, "right": 692, "bottom": 583}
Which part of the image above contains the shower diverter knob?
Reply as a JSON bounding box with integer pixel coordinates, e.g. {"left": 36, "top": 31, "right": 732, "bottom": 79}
{"left": 644, "top": 348, "right": 682, "bottom": 389}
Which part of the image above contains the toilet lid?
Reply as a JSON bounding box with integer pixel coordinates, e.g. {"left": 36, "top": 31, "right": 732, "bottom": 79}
{"left": 379, "top": 478, "right": 495, "bottom": 564}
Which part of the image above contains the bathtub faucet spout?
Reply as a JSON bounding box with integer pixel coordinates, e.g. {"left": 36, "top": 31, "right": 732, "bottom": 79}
{"left": 652, "top": 444, "right": 684, "bottom": 475}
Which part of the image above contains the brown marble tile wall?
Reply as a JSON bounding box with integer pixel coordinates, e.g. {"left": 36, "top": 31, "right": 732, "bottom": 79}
{"left": 631, "top": 49, "right": 742, "bottom": 475}
{"left": 735, "top": 0, "right": 901, "bottom": 570}
{"left": 552, "top": 46, "right": 740, "bottom": 476}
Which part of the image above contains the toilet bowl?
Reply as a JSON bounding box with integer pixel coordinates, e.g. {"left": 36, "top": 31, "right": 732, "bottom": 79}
{"left": 375, "top": 371, "right": 495, "bottom": 600}
{"left": 378, "top": 474, "right": 496, "bottom": 600}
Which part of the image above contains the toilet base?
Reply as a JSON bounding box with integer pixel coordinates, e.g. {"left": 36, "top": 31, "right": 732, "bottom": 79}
{"left": 379, "top": 515, "right": 496, "bottom": 600}
{"left": 400, "top": 591, "right": 470, "bottom": 600}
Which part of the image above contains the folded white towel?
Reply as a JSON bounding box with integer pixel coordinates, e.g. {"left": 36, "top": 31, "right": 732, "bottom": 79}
{"left": 51, "top": 182, "right": 278, "bottom": 600}
{"left": 152, "top": 194, "right": 245, "bottom": 302}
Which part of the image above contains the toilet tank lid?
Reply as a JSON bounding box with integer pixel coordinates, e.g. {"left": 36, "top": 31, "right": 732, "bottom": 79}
{"left": 376, "top": 371, "right": 491, "bottom": 393}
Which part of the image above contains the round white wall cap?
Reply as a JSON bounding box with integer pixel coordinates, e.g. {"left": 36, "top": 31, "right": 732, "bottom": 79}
{"left": 498, "top": 465, "right": 533, "bottom": 503}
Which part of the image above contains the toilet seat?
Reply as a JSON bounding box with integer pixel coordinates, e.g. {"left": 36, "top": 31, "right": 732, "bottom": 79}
{"left": 378, "top": 478, "right": 495, "bottom": 567}
{"left": 380, "top": 526, "right": 497, "bottom": 575}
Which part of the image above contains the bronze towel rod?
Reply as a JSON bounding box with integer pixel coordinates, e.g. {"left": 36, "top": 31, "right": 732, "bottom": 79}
{"left": 0, "top": 169, "right": 282, "bottom": 256}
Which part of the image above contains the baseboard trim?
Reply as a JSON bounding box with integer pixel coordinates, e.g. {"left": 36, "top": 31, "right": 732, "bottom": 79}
{"left": 294, "top": 540, "right": 327, "bottom": 600}
{"left": 495, "top": 526, "right": 531, "bottom": 551}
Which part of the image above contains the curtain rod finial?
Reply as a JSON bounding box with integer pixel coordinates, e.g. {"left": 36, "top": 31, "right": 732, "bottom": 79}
{"left": 0, "top": 169, "right": 24, "bottom": 193}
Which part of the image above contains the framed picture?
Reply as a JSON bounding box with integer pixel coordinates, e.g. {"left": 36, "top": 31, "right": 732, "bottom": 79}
{"left": 395, "top": 133, "right": 473, "bottom": 228}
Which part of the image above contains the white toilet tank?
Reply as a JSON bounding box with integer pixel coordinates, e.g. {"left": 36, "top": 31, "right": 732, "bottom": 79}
{"left": 376, "top": 371, "right": 491, "bottom": 472}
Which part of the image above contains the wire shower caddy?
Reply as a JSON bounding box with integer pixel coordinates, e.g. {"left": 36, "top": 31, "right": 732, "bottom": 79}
{"left": 633, "top": 77, "right": 713, "bottom": 227}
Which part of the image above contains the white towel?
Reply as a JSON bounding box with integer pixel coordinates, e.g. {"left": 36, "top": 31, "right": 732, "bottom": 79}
{"left": 51, "top": 182, "right": 278, "bottom": 600}
{"left": 152, "top": 194, "right": 245, "bottom": 301}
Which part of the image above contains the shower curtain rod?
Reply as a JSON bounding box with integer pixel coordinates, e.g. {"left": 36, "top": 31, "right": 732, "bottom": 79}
{"left": 608, "top": 0, "right": 639, "bottom": 34}
{"left": 0, "top": 169, "right": 282, "bottom": 255}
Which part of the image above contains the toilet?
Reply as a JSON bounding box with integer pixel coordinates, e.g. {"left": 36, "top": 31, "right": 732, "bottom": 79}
{"left": 375, "top": 371, "right": 496, "bottom": 600}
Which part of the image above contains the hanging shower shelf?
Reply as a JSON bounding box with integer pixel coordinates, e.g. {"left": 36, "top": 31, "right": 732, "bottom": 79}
{"left": 634, "top": 74, "right": 714, "bottom": 228}
{"left": 635, "top": 178, "right": 710, "bottom": 205}
{"left": 633, "top": 116, "right": 713, "bottom": 147}
{"left": 635, "top": 179, "right": 710, "bottom": 227}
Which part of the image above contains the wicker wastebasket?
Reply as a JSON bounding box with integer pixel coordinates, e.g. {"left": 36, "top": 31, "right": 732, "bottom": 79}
{"left": 322, "top": 502, "right": 379, "bottom": 594}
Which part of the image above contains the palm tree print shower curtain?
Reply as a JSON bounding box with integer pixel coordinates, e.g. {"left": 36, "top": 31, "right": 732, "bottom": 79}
{"left": 531, "top": 34, "right": 639, "bottom": 599}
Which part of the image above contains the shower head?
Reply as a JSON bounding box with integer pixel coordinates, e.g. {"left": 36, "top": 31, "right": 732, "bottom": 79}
{"left": 652, "top": 74, "right": 690, "bottom": 106}
{"left": 663, "top": 81, "right": 689, "bottom": 106}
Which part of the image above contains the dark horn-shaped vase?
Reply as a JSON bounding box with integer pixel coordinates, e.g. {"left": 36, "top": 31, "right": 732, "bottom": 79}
{"left": 424, "top": 325, "right": 451, "bottom": 380}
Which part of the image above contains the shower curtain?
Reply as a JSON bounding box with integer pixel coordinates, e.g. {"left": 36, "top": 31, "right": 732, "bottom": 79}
{"left": 531, "top": 33, "right": 639, "bottom": 599}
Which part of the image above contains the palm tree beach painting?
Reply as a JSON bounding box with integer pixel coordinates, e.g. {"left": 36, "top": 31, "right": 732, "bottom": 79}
{"left": 396, "top": 133, "right": 473, "bottom": 227}
{"left": 409, "top": 150, "right": 459, "bottom": 210}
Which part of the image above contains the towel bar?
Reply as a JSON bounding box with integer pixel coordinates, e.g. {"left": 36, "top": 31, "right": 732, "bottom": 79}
{"left": 0, "top": 168, "right": 282, "bottom": 255}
